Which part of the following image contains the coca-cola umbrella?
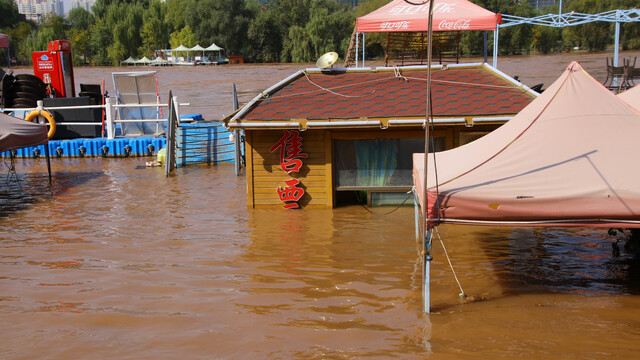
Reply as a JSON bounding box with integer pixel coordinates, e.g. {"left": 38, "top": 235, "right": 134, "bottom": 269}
{"left": 352, "top": 0, "right": 501, "bottom": 65}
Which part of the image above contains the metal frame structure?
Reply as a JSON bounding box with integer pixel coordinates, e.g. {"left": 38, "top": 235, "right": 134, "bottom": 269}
{"left": 494, "top": 1, "right": 640, "bottom": 68}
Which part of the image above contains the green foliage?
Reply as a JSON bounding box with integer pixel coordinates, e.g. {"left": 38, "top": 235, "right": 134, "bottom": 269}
{"left": 246, "top": 4, "right": 284, "bottom": 62}
{"left": 169, "top": 26, "right": 196, "bottom": 49}
{"left": 67, "top": 7, "right": 94, "bottom": 30}
{"left": 0, "top": 0, "right": 23, "bottom": 29}
{"left": 140, "top": 0, "right": 169, "bottom": 56}
{"left": 279, "top": 0, "right": 354, "bottom": 62}
{"left": 3, "top": 0, "right": 639, "bottom": 66}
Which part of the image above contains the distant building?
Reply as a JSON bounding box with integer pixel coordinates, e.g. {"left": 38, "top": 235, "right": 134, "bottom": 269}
{"left": 14, "top": 0, "right": 63, "bottom": 22}
{"left": 529, "top": 0, "right": 558, "bottom": 9}
{"left": 70, "top": 0, "right": 96, "bottom": 12}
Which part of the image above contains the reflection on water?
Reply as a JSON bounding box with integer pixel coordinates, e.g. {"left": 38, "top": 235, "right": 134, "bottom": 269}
{"left": 1, "top": 159, "right": 640, "bottom": 358}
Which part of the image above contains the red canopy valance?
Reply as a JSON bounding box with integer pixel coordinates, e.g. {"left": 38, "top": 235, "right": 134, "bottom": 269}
{"left": 356, "top": 0, "right": 500, "bottom": 33}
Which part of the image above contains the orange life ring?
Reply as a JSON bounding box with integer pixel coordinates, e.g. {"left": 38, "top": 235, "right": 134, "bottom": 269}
{"left": 25, "top": 109, "right": 56, "bottom": 139}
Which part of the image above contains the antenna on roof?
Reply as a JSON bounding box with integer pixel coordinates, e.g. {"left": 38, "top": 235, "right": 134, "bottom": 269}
{"left": 316, "top": 52, "right": 339, "bottom": 69}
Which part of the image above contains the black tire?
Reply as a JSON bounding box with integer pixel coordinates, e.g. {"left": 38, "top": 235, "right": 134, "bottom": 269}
{"left": 13, "top": 84, "right": 46, "bottom": 97}
{"left": 13, "top": 103, "right": 36, "bottom": 109}
{"left": 12, "top": 97, "right": 37, "bottom": 107}
{"left": 15, "top": 91, "right": 43, "bottom": 101}
{"left": 14, "top": 78, "right": 45, "bottom": 89}
{"left": 14, "top": 74, "right": 42, "bottom": 83}
{"left": 14, "top": 79, "right": 45, "bottom": 87}
{"left": 1, "top": 74, "right": 15, "bottom": 100}
{"left": 2, "top": 88, "right": 17, "bottom": 99}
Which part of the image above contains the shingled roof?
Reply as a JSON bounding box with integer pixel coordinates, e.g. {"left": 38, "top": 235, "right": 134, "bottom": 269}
{"left": 228, "top": 63, "right": 537, "bottom": 129}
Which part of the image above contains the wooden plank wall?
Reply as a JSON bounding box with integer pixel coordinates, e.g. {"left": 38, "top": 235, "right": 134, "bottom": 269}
{"left": 246, "top": 130, "right": 332, "bottom": 208}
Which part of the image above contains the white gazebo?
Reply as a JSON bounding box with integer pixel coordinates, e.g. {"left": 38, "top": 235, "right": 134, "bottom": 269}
{"left": 190, "top": 44, "right": 206, "bottom": 63}
{"left": 136, "top": 56, "right": 152, "bottom": 66}
{"left": 120, "top": 56, "right": 136, "bottom": 65}
{"left": 205, "top": 43, "right": 225, "bottom": 64}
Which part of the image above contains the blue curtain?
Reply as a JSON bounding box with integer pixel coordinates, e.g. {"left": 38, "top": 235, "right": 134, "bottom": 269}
{"left": 355, "top": 140, "right": 398, "bottom": 186}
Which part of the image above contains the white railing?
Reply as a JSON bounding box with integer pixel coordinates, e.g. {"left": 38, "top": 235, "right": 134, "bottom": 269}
{"left": 0, "top": 96, "right": 190, "bottom": 140}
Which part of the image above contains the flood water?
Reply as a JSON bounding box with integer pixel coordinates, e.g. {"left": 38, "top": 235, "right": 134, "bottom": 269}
{"left": 3, "top": 52, "right": 640, "bottom": 358}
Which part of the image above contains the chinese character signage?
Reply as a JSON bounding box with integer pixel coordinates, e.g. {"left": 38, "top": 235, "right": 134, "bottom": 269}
{"left": 270, "top": 130, "right": 307, "bottom": 209}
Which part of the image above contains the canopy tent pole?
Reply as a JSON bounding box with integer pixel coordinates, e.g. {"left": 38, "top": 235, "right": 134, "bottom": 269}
{"left": 614, "top": 11, "right": 621, "bottom": 67}
{"left": 421, "top": 0, "right": 436, "bottom": 314}
{"left": 492, "top": 28, "right": 499, "bottom": 68}
{"left": 355, "top": 32, "right": 359, "bottom": 67}
{"left": 483, "top": 32, "right": 488, "bottom": 63}
{"left": 423, "top": 229, "right": 432, "bottom": 313}
{"left": 361, "top": 33, "right": 365, "bottom": 67}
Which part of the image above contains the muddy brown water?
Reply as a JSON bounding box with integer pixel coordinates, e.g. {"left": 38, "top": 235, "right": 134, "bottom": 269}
{"left": 3, "top": 52, "right": 640, "bottom": 358}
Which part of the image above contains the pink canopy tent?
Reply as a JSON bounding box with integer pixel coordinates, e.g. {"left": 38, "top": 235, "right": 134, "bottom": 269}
{"left": 619, "top": 85, "right": 640, "bottom": 111}
{"left": 352, "top": 0, "right": 499, "bottom": 66}
{"left": 414, "top": 62, "right": 640, "bottom": 228}
{"left": 356, "top": 0, "right": 500, "bottom": 33}
{"left": 0, "top": 33, "right": 9, "bottom": 67}
{"left": 0, "top": 33, "right": 8, "bottom": 48}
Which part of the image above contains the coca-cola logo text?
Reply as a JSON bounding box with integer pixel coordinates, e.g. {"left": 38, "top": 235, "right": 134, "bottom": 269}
{"left": 388, "top": 3, "right": 455, "bottom": 16}
{"left": 438, "top": 19, "right": 471, "bottom": 30}
{"left": 380, "top": 21, "right": 410, "bottom": 31}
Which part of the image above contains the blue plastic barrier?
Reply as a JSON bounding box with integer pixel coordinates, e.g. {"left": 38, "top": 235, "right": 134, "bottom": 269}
{"left": 0, "top": 137, "right": 166, "bottom": 158}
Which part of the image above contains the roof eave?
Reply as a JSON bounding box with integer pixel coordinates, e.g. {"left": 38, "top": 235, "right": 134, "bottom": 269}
{"left": 227, "top": 115, "right": 514, "bottom": 130}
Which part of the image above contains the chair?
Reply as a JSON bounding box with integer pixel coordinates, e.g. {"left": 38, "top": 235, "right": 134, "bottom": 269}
{"left": 603, "top": 57, "right": 631, "bottom": 92}
{"left": 625, "top": 57, "right": 640, "bottom": 86}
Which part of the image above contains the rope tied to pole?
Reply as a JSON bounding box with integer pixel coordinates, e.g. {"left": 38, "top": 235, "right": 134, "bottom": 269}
{"left": 434, "top": 226, "right": 466, "bottom": 299}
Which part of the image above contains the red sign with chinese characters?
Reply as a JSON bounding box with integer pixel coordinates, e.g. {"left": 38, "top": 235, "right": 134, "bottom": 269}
{"left": 270, "top": 130, "right": 307, "bottom": 209}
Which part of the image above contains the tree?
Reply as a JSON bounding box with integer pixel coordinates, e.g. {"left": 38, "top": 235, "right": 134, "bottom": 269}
{"left": 89, "top": 20, "right": 111, "bottom": 65}
{"left": 169, "top": 25, "right": 196, "bottom": 48}
{"left": 0, "top": 0, "right": 23, "bottom": 29}
{"left": 67, "top": 7, "right": 94, "bottom": 30}
{"left": 67, "top": 8, "right": 95, "bottom": 64}
{"left": 164, "top": 0, "right": 188, "bottom": 32}
{"left": 279, "top": 0, "right": 354, "bottom": 62}
{"left": 282, "top": 25, "right": 312, "bottom": 62}
{"left": 246, "top": 2, "right": 283, "bottom": 62}
{"left": 140, "top": 0, "right": 169, "bottom": 56}
{"left": 183, "top": 0, "right": 252, "bottom": 55}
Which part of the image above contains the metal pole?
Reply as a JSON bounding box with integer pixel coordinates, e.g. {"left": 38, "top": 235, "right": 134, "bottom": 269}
{"left": 483, "top": 32, "right": 488, "bottom": 63}
{"left": 232, "top": 83, "right": 242, "bottom": 176}
{"left": 414, "top": 191, "right": 420, "bottom": 242}
{"left": 558, "top": 0, "right": 563, "bottom": 17}
{"left": 423, "top": 229, "right": 432, "bottom": 313}
{"left": 362, "top": 33, "right": 366, "bottom": 67}
{"left": 492, "top": 28, "right": 499, "bottom": 68}
{"left": 105, "top": 97, "right": 115, "bottom": 139}
{"left": 614, "top": 12, "right": 621, "bottom": 67}
{"left": 44, "top": 141, "right": 52, "bottom": 186}
{"left": 422, "top": 0, "right": 435, "bottom": 315}
{"left": 173, "top": 96, "right": 181, "bottom": 123}
{"left": 355, "top": 32, "right": 359, "bottom": 68}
